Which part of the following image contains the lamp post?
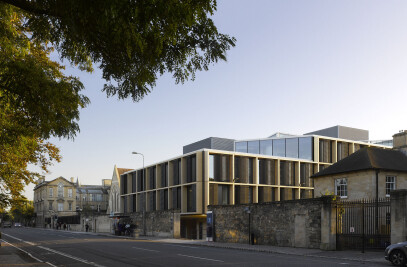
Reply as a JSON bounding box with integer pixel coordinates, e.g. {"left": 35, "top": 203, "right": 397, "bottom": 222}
{"left": 244, "top": 207, "right": 251, "bottom": 245}
{"left": 132, "top": 152, "right": 146, "bottom": 236}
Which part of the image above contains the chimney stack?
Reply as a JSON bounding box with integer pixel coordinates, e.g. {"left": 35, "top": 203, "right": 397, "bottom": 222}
{"left": 393, "top": 130, "right": 407, "bottom": 154}
{"left": 70, "top": 177, "right": 74, "bottom": 183}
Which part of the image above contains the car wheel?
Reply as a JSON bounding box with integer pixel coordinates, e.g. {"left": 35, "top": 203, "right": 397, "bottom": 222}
{"left": 390, "top": 250, "right": 406, "bottom": 266}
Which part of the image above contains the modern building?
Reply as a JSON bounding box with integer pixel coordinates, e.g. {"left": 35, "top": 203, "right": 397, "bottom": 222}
{"left": 183, "top": 137, "right": 235, "bottom": 154}
{"left": 119, "top": 126, "right": 391, "bottom": 239}
{"left": 33, "top": 176, "right": 77, "bottom": 227}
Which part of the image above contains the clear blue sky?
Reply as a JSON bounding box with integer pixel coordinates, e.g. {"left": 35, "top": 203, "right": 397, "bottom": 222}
{"left": 25, "top": 0, "right": 407, "bottom": 199}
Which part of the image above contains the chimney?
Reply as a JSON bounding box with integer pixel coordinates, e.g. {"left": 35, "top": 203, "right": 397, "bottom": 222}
{"left": 102, "top": 179, "right": 112, "bottom": 186}
{"left": 393, "top": 130, "right": 407, "bottom": 154}
{"left": 70, "top": 177, "right": 74, "bottom": 183}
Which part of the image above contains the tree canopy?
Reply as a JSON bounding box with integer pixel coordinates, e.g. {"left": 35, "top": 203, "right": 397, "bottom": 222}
{"left": 0, "top": 3, "right": 88, "bottom": 207}
{"left": 0, "top": 0, "right": 235, "bottom": 207}
{"left": 4, "top": 0, "right": 236, "bottom": 101}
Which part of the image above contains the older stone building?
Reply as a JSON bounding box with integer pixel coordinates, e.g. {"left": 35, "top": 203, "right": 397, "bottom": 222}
{"left": 312, "top": 147, "right": 407, "bottom": 200}
{"left": 312, "top": 130, "right": 407, "bottom": 200}
{"left": 76, "top": 179, "right": 111, "bottom": 213}
{"left": 107, "top": 165, "right": 133, "bottom": 216}
{"left": 34, "top": 177, "right": 111, "bottom": 228}
{"left": 33, "top": 176, "right": 77, "bottom": 227}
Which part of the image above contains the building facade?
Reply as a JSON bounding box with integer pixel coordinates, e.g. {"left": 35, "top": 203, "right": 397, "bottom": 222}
{"left": 76, "top": 179, "right": 111, "bottom": 213}
{"left": 107, "top": 166, "right": 133, "bottom": 216}
{"left": 120, "top": 128, "right": 390, "bottom": 239}
{"left": 34, "top": 177, "right": 111, "bottom": 227}
{"left": 33, "top": 177, "right": 77, "bottom": 227}
{"left": 312, "top": 131, "right": 407, "bottom": 200}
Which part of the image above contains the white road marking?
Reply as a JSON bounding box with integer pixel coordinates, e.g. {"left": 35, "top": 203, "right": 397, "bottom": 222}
{"left": 38, "top": 246, "right": 105, "bottom": 267}
{"left": 132, "top": 247, "right": 160, "bottom": 252}
{"left": 163, "top": 244, "right": 198, "bottom": 249}
{"left": 46, "top": 262, "right": 58, "bottom": 267}
{"left": 1, "top": 239, "right": 45, "bottom": 264}
{"left": 177, "top": 254, "right": 224, "bottom": 262}
{"left": 339, "top": 263, "right": 349, "bottom": 265}
{"left": 2, "top": 233, "right": 105, "bottom": 267}
{"left": 24, "top": 240, "right": 36, "bottom": 246}
{"left": 3, "top": 233, "right": 22, "bottom": 241}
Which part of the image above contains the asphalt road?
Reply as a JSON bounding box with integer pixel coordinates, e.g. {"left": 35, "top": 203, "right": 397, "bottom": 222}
{"left": 0, "top": 228, "right": 389, "bottom": 267}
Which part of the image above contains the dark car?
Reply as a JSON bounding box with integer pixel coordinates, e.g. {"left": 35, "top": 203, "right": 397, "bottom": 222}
{"left": 14, "top": 222, "right": 22, "bottom": 228}
{"left": 385, "top": 241, "right": 407, "bottom": 266}
{"left": 2, "top": 221, "right": 12, "bottom": 228}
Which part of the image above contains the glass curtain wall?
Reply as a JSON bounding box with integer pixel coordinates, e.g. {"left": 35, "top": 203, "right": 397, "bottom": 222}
{"left": 235, "top": 142, "right": 248, "bottom": 153}
{"left": 247, "top": 141, "right": 259, "bottom": 154}
{"left": 260, "top": 140, "right": 273, "bottom": 155}
{"left": 236, "top": 137, "right": 313, "bottom": 160}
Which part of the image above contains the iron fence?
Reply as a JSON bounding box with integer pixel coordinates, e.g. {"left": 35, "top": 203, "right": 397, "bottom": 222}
{"left": 334, "top": 198, "right": 390, "bottom": 251}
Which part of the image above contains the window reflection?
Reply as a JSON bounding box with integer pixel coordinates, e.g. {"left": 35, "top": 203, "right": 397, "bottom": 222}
{"left": 260, "top": 140, "right": 273, "bottom": 155}
{"left": 235, "top": 142, "right": 248, "bottom": 153}
{"left": 247, "top": 141, "right": 259, "bottom": 154}
{"left": 273, "top": 139, "right": 285, "bottom": 157}
{"left": 237, "top": 137, "right": 313, "bottom": 161}
{"left": 286, "top": 138, "right": 298, "bottom": 158}
{"left": 299, "top": 137, "right": 313, "bottom": 160}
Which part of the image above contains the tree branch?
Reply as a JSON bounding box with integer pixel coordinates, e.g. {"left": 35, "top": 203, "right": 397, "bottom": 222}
{"left": 0, "top": 0, "right": 58, "bottom": 17}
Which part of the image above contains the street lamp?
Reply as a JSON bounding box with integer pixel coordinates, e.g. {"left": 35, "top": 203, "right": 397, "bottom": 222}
{"left": 244, "top": 207, "right": 251, "bottom": 245}
{"left": 132, "top": 152, "right": 146, "bottom": 236}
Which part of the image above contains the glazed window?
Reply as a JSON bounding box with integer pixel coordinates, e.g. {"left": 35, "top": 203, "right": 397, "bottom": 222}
{"left": 58, "top": 183, "right": 64, "bottom": 197}
{"left": 335, "top": 178, "right": 347, "bottom": 198}
{"left": 386, "top": 176, "right": 396, "bottom": 197}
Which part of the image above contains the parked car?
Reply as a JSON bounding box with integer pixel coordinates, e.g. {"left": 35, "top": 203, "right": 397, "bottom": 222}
{"left": 14, "top": 222, "right": 22, "bottom": 228}
{"left": 385, "top": 241, "right": 407, "bottom": 266}
{"left": 2, "top": 221, "right": 12, "bottom": 228}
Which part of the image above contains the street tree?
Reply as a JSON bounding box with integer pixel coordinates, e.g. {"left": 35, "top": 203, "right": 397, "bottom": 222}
{"left": 0, "top": 0, "right": 235, "bottom": 206}
{"left": 3, "top": 0, "right": 236, "bottom": 101}
{"left": 0, "top": 3, "right": 88, "bottom": 206}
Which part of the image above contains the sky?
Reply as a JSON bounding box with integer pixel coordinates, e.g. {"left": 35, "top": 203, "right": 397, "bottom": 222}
{"left": 24, "top": 0, "right": 407, "bottom": 199}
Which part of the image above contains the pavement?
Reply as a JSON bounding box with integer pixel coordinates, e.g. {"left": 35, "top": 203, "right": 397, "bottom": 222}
{"left": 0, "top": 228, "right": 388, "bottom": 266}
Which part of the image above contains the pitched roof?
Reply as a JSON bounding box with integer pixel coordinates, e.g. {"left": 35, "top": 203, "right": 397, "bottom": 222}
{"left": 312, "top": 147, "right": 407, "bottom": 178}
{"left": 117, "top": 168, "right": 133, "bottom": 176}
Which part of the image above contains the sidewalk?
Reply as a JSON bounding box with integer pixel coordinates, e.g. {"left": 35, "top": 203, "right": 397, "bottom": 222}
{"left": 0, "top": 239, "right": 49, "bottom": 266}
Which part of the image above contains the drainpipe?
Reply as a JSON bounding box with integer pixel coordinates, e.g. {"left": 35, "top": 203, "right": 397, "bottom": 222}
{"left": 375, "top": 170, "right": 379, "bottom": 237}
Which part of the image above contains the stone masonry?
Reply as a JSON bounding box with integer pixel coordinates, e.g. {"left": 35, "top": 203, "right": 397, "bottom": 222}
{"left": 209, "top": 197, "right": 335, "bottom": 249}
{"left": 124, "top": 210, "right": 180, "bottom": 238}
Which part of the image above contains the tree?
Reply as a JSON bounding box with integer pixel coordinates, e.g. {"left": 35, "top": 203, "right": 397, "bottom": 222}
{"left": 0, "top": 1, "right": 235, "bottom": 206}
{"left": 0, "top": 3, "right": 88, "bottom": 207}
{"left": 3, "top": 0, "right": 236, "bottom": 101}
{"left": 10, "top": 197, "right": 35, "bottom": 225}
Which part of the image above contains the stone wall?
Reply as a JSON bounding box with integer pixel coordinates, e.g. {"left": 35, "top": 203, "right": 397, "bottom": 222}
{"left": 124, "top": 210, "right": 180, "bottom": 238}
{"left": 209, "top": 197, "right": 334, "bottom": 249}
{"left": 391, "top": 190, "right": 407, "bottom": 244}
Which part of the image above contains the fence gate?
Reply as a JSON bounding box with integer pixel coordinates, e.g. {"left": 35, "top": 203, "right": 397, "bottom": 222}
{"left": 334, "top": 198, "right": 390, "bottom": 251}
